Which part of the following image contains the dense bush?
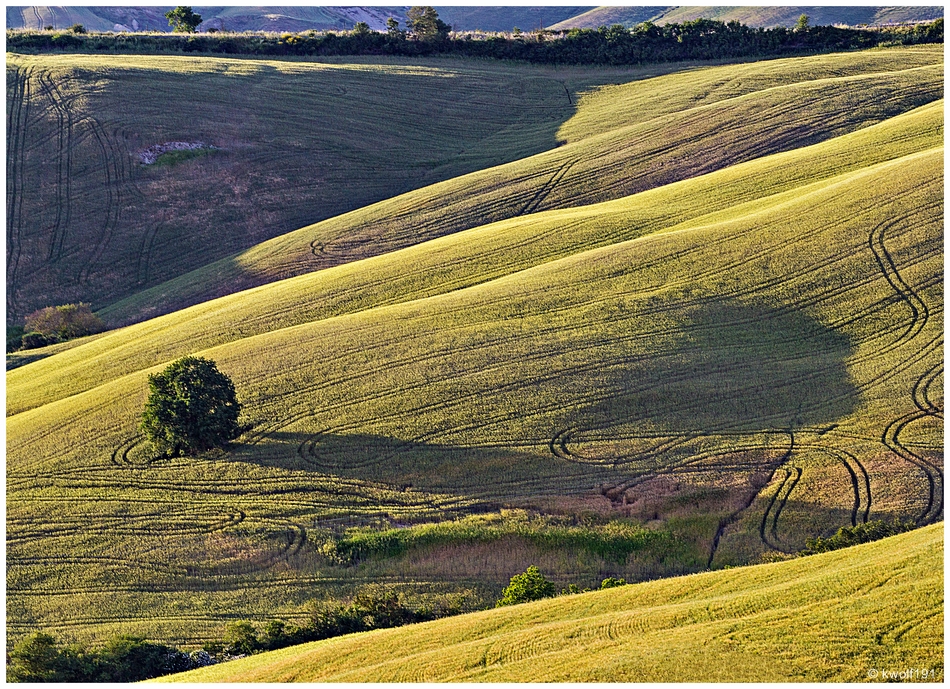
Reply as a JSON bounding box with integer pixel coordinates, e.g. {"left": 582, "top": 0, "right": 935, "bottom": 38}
{"left": 6, "top": 633, "right": 212, "bottom": 682}
{"left": 800, "top": 519, "right": 916, "bottom": 555}
{"left": 18, "top": 303, "right": 106, "bottom": 349}
{"left": 496, "top": 565, "right": 557, "bottom": 606}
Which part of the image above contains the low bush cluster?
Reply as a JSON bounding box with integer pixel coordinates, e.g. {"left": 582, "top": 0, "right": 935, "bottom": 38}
{"left": 6, "top": 633, "right": 214, "bottom": 682}
{"left": 323, "top": 510, "right": 679, "bottom": 566}
{"left": 217, "top": 585, "right": 474, "bottom": 657}
{"left": 800, "top": 519, "right": 916, "bottom": 555}
{"left": 11, "top": 303, "right": 106, "bottom": 351}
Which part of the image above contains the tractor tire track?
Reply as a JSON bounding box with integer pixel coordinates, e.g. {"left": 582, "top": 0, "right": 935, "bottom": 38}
{"left": 518, "top": 160, "right": 576, "bottom": 216}
{"left": 7, "top": 67, "right": 31, "bottom": 317}
{"left": 708, "top": 432, "right": 795, "bottom": 566}
{"left": 38, "top": 71, "right": 74, "bottom": 263}
{"left": 78, "top": 116, "right": 125, "bottom": 287}
{"left": 761, "top": 466, "right": 801, "bottom": 553}
{"left": 868, "top": 211, "right": 930, "bottom": 348}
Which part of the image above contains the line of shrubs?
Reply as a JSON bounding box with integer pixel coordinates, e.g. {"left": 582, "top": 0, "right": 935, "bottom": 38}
{"left": 7, "top": 18, "right": 942, "bottom": 65}
{"left": 6, "top": 633, "right": 214, "bottom": 682}
{"left": 7, "top": 572, "right": 622, "bottom": 682}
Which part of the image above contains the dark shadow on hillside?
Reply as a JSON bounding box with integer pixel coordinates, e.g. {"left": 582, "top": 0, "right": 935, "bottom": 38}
{"left": 573, "top": 299, "right": 861, "bottom": 434}
{"left": 11, "top": 58, "right": 586, "bottom": 327}
{"left": 228, "top": 429, "right": 615, "bottom": 504}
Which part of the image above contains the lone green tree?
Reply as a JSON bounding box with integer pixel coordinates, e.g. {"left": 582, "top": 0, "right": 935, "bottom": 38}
{"left": 165, "top": 6, "right": 202, "bottom": 33}
{"left": 141, "top": 356, "right": 242, "bottom": 456}
{"left": 496, "top": 565, "right": 556, "bottom": 606}
{"left": 406, "top": 6, "right": 451, "bottom": 42}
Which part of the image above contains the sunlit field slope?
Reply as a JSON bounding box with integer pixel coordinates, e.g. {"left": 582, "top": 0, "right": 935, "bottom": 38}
{"left": 156, "top": 524, "right": 943, "bottom": 682}
{"left": 7, "top": 100, "right": 943, "bottom": 415}
{"left": 7, "top": 52, "right": 642, "bottom": 322}
{"left": 7, "top": 91, "right": 942, "bottom": 646}
{"left": 96, "top": 46, "right": 943, "bottom": 325}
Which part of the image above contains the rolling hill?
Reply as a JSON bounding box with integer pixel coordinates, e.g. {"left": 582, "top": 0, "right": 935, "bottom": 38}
{"left": 91, "top": 47, "right": 945, "bottom": 327}
{"left": 8, "top": 6, "right": 942, "bottom": 33}
{"left": 6, "top": 53, "right": 632, "bottom": 324}
{"left": 6, "top": 42, "right": 942, "bottom": 649}
{"left": 153, "top": 523, "right": 943, "bottom": 682}
{"left": 548, "top": 5, "right": 944, "bottom": 30}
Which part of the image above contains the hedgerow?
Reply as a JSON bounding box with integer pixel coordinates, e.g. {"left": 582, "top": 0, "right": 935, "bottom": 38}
{"left": 7, "top": 18, "right": 942, "bottom": 64}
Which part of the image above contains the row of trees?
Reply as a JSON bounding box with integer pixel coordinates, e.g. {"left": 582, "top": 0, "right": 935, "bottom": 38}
{"left": 9, "top": 15, "right": 942, "bottom": 64}
{"left": 7, "top": 633, "right": 214, "bottom": 682}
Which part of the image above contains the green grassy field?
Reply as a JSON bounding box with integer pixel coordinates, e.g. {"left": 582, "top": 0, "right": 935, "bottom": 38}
{"left": 97, "top": 46, "right": 944, "bottom": 326}
{"left": 154, "top": 523, "right": 943, "bottom": 682}
{"left": 6, "top": 46, "right": 943, "bottom": 654}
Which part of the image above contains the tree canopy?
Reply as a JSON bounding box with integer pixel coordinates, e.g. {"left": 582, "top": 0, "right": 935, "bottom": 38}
{"left": 165, "top": 6, "right": 202, "bottom": 33}
{"left": 407, "top": 6, "right": 451, "bottom": 42}
{"left": 496, "top": 565, "right": 556, "bottom": 606}
{"left": 141, "top": 355, "right": 242, "bottom": 456}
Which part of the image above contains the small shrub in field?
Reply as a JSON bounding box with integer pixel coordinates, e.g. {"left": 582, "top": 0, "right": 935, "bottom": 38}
{"left": 70, "top": 24, "right": 86, "bottom": 34}
{"left": 21, "top": 303, "right": 106, "bottom": 347}
{"left": 600, "top": 577, "right": 627, "bottom": 589}
{"left": 141, "top": 355, "right": 242, "bottom": 456}
{"left": 496, "top": 565, "right": 556, "bottom": 606}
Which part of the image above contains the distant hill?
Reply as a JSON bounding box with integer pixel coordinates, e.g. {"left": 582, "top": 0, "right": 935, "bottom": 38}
{"left": 550, "top": 5, "right": 944, "bottom": 30}
{"left": 6, "top": 6, "right": 592, "bottom": 32}
{"left": 434, "top": 6, "right": 595, "bottom": 32}
{"left": 10, "top": 6, "right": 940, "bottom": 33}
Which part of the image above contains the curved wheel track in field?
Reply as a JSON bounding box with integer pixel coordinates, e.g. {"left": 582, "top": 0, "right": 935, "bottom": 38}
{"left": 37, "top": 71, "right": 74, "bottom": 263}
{"left": 868, "top": 207, "right": 942, "bottom": 525}
{"left": 78, "top": 116, "right": 126, "bottom": 287}
{"left": 7, "top": 506, "right": 245, "bottom": 543}
{"left": 707, "top": 431, "right": 795, "bottom": 566}
{"left": 7, "top": 67, "right": 31, "bottom": 316}
{"left": 110, "top": 436, "right": 159, "bottom": 468}
{"left": 867, "top": 212, "right": 929, "bottom": 349}
{"left": 185, "top": 520, "right": 308, "bottom": 578}
{"left": 759, "top": 466, "right": 801, "bottom": 554}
